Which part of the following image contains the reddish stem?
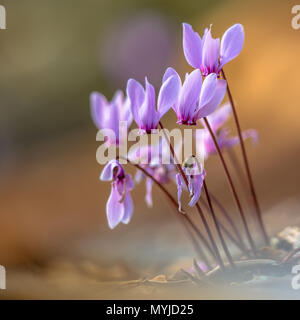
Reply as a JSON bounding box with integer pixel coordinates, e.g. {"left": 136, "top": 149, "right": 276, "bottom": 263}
{"left": 159, "top": 121, "right": 226, "bottom": 272}
{"left": 203, "top": 117, "right": 257, "bottom": 256}
{"left": 203, "top": 180, "right": 236, "bottom": 268}
{"left": 221, "top": 69, "right": 269, "bottom": 246}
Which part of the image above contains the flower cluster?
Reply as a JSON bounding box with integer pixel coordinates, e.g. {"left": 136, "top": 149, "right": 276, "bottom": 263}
{"left": 91, "top": 22, "right": 253, "bottom": 230}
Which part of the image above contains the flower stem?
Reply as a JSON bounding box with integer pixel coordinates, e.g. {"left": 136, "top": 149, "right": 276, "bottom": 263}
{"left": 221, "top": 69, "right": 269, "bottom": 246}
{"left": 206, "top": 193, "right": 249, "bottom": 256}
{"left": 203, "top": 180, "right": 236, "bottom": 268}
{"left": 121, "top": 157, "right": 214, "bottom": 268}
{"left": 159, "top": 121, "right": 226, "bottom": 272}
{"left": 200, "top": 198, "right": 250, "bottom": 258}
{"left": 203, "top": 117, "right": 257, "bottom": 257}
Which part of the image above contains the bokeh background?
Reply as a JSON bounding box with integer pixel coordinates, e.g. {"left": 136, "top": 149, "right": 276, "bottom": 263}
{"left": 0, "top": 0, "right": 300, "bottom": 298}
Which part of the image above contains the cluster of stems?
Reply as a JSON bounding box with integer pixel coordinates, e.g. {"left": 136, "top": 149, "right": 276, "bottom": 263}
{"left": 126, "top": 70, "right": 269, "bottom": 274}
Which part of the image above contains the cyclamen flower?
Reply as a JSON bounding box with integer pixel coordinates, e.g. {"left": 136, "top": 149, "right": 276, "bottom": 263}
{"left": 163, "top": 67, "right": 226, "bottom": 125}
{"left": 90, "top": 90, "right": 132, "bottom": 146}
{"left": 126, "top": 71, "right": 181, "bottom": 133}
{"left": 201, "top": 103, "right": 258, "bottom": 158}
{"left": 128, "top": 141, "right": 176, "bottom": 207}
{"left": 183, "top": 23, "right": 245, "bottom": 76}
{"left": 176, "top": 158, "right": 206, "bottom": 211}
{"left": 100, "top": 160, "right": 134, "bottom": 229}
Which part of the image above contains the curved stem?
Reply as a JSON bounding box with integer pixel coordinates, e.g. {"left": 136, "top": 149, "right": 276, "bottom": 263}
{"left": 119, "top": 156, "right": 214, "bottom": 267}
{"left": 207, "top": 193, "right": 248, "bottom": 255}
{"left": 200, "top": 198, "right": 250, "bottom": 258}
{"left": 221, "top": 69, "right": 269, "bottom": 246}
{"left": 203, "top": 117, "right": 257, "bottom": 256}
{"left": 203, "top": 180, "right": 235, "bottom": 268}
{"left": 159, "top": 121, "right": 226, "bottom": 272}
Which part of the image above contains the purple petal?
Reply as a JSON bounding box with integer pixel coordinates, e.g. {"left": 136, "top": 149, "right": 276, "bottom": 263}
{"left": 194, "top": 79, "right": 227, "bottom": 119}
{"left": 125, "top": 174, "right": 135, "bottom": 190}
{"left": 182, "top": 23, "right": 203, "bottom": 69}
{"left": 126, "top": 79, "right": 145, "bottom": 126}
{"left": 138, "top": 78, "right": 158, "bottom": 131}
{"left": 199, "top": 73, "right": 217, "bottom": 107}
{"left": 188, "top": 171, "right": 205, "bottom": 207}
{"left": 90, "top": 92, "right": 108, "bottom": 129}
{"left": 162, "top": 67, "right": 181, "bottom": 84}
{"left": 220, "top": 24, "right": 244, "bottom": 69}
{"left": 242, "top": 129, "right": 259, "bottom": 145}
{"left": 106, "top": 185, "right": 124, "bottom": 229}
{"left": 178, "top": 69, "right": 202, "bottom": 122}
{"left": 202, "top": 29, "right": 220, "bottom": 74}
{"left": 176, "top": 173, "right": 183, "bottom": 212}
{"left": 121, "top": 191, "right": 134, "bottom": 224}
{"left": 100, "top": 160, "right": 120, "bottom": 181}
{"left": 205, "top": 103, "right": 232, "bottom": 131}
{"left": 121, "top": 96, "right": 133, "bottom": 127}
{"left": 157, "top": 75, "right": 181, "bottom": 118}
{"left": 145, "top": 178, "right": 153, "bottom": 207}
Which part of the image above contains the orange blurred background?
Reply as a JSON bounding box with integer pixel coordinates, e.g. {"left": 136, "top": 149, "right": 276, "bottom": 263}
{"left": 0, "top": 0, "right": 300, "bottom": 298}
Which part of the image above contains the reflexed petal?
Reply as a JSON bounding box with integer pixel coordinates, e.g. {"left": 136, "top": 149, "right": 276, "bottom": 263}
{"left": 134, "top": 170, "right": 144, "bottom": 183}
{"left": 126, "top": 174, "right": 135, "bottom": 190}
{"left": 178, "top": 69, "right": 202, "bottom": 121}
{"left": 123, "top": 96, "right": 133, "bottom": 126}
{"left": 122, "top": 191, "right": 134, "bottom": 224}
{"left": 90, "top": 92, "right": 108, "bottom": 129}
{"left": 138, "top": 78, "right": 158, "bottom": 131}
{"left": 106, "top": 185, "right": 124, "bottom": 229}
{"left": 158, "top": 75, "right": 181, "bottom": 118}
{"left": 176, "top": 173, "right": 183, "bottom": 212}
{"left": 100, "top": 160, "right": 120, "bottom": 181}
{"left": 162, "top": 67, "right": 182, "bottom": 84}
{"left": 242, "top": 129, "right": 259, "bottom": 145}
{"left": 182, "top": 23, "right": 203, "bottom": 69}
{"left": 202, "top": 29, "right": 220, "bottom": 73}
{"left": 194, "top": 79, "right": 227, "bottom": 119}
{"left": 199, "top": 73, "right": 217, "bottom": 107}
{"left": 205, "top": 103, "right": 232, "bottom": 131}
{"left": 145, "top": 178, "right": 153, "bottom": 207}
{"left": 112, "top": 90, "right": 124, "bottom": 105}
{"left": 126, "top": 79, "right": 145, "bottom": 126}
{"left": 220, "top": 24, "right": 244, "bottom": 68}
{"left": 188, "top": 172, "right": 205, "bottom": 207}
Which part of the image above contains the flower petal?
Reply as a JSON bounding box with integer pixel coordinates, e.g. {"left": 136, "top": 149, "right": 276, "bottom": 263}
{"left": 199, "top": 73, "right": 217, "bottom": 108}
{"left": 182, "top": 23, "right": 203, "bottom": 69}
{"left": 100, "top": 160, "right": 118, "bottom": 181}
{"left": 162, "top": 67, "right": 181, "bottom": 84}
{"left": 176, "top": 173, "right": 183, "bottom": 212}
{"left": 90, "top": 92, "right": 108, "bottom": 129}
{"left": 106, "top": 185, "right": 124, "bottom": 229}
{"left": 145, "top": 178, "right": 153, "bottom": 207}
{"left": 195, "top": 79, "right": 227, "bottom": 119}
{"left": 220, "top": 24, "right": 244, "bottom": 69}
{"left": 157, "top": 75, "right": 181, "bottom": 118}
{"left": 126, "top": 79, "right": 145, "bottom": 126}
{"left": 121, "top": 191, "right": 134, "bottom": 224}
{"left": 138, "top": 78, "right": 158, "bottom": 131}
{"left": 188, "top": 171, "right": 205, "bottom": 207}
{"left": 202, "top": 29, "right": 220, "bottom": 74}
{"left": 205, "top": 103, "right": 232, "bottom": 131}
{"left": 178, "top": 69, "right": 202, "bottom": 122}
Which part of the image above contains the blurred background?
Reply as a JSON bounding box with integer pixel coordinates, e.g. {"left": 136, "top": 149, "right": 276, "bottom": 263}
{"left": 0, "top": 0, "right": 300, "bottom": 298}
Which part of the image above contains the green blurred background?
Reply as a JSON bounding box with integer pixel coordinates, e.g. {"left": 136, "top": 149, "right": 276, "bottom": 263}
{"left": 0, "top": 0, "right": 300, "bottom": 298}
